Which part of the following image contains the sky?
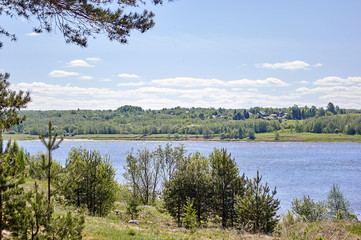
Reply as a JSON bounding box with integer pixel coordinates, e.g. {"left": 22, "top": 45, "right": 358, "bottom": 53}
{"left": 0, "top": 0, "right": 361, "bottom": 110}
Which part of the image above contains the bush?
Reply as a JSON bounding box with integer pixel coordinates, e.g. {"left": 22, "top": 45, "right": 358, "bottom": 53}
{"left": 291, "top": 196, "right": 326, "bottom": 222}
{"left": 274, "top": 132, "right": 280, "bottom": 141}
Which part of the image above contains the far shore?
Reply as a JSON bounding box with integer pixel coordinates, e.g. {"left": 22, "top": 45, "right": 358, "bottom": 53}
{"left": 3, "top": 132, "right": 361, "bottom": 143}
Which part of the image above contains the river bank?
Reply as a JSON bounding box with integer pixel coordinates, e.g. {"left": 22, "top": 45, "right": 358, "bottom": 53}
{"left": 3, "top": 132, "right": 361, "bottom": 142}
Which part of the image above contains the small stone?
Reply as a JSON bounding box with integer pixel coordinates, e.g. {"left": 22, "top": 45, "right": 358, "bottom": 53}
{"left": 128, "top": 220, "right": 140, "bottom": 225}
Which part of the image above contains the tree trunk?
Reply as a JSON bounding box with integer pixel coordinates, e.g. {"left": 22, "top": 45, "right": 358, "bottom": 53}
{"left": 48, "top": 151, "right": 51, "bottom": 204}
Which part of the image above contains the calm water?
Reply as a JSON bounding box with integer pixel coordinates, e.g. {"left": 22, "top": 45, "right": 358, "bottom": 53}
{"left": 14, "top": 140, "right": 361, "bottom": 216}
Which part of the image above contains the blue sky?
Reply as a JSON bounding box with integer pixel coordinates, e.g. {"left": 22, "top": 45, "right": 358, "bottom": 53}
{"left": 1, "top": 0, "right": 361, "bottom": 110}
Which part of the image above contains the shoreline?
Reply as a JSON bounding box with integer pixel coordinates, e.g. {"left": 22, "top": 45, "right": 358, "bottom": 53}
{"left": 3, "top": 133, "right": 361, "bottom": 143}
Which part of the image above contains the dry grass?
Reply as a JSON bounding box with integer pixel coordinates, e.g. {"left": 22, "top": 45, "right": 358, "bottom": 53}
{"left": 275, "top": 220, "right": 361, "bottom": 240}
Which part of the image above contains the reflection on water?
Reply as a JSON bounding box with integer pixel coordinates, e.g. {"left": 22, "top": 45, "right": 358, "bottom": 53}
{"left": 15, "top": 140, "right": 361, "bottom": 216}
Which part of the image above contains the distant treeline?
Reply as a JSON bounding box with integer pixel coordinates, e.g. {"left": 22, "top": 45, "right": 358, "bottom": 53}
{"left": 9, "top": 103, "right": 361, "bottom": 139}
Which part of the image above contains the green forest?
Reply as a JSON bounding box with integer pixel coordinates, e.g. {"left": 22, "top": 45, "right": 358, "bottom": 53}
{"left": 7, "top": 103, "right": 361, "bottom": 141}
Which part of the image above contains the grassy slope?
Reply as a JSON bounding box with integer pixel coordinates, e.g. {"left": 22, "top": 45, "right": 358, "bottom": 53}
{"left": 22, "top": 179, "right": 361, "bottom": 240}
{"left": 83, "top": 203, "right": 361, "bottom": 240}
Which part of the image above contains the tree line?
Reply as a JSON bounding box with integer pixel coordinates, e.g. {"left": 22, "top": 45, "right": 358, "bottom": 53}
{"left": 8, "top": 103, "right": 361, "bottom": 139}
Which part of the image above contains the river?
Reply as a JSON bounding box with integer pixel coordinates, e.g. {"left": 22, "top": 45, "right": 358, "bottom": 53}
{"left": 14, "top": 140, "right": 361, "bottom": 216}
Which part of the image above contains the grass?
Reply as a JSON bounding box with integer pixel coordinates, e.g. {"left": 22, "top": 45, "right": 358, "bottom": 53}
{"left": 19, "top": 179, "right": 361, "bottom": 239}
{"left": 82, "top": 203, "right": 361, "bottom": 240}
{"left": 276, "top": 220, "right": 361, "bottom": 240}
{"left": 83, "top": 203, "right": 264, "bottom": 240}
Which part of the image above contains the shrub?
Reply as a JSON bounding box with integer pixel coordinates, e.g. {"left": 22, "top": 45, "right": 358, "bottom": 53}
{"left": 274, "top": 132, "right": 280, "bottom": 141}
{"left": 291, "top": 195, "right": 326, "bottom": 222}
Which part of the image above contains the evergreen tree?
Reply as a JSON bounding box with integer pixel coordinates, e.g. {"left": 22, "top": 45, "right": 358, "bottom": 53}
{"left": 0, "top": 73, "right": 30, "bottom": 152}
{"left": 327, "top": 184, "right": 355, "bottom": 220}
{"left": 235, "top": 171, "right": 280, "bottom": 234}
{"left": 209, "top": 148, "right": 243, "bottom": 228}
{"left": 0, "top": 73, "right": 30, "bottom": 240}
{"left": 163, "top": 152, "right": 212, "bottom": 225}
{"left": 39, "top": 120, "right": 64, "bottom": 204}
{"left": 163, "top": 169, "right": 187, "bottom": 226}
{"left": 0, "top": 141, "right": 27, "bottom": 240}
{"left": 181, "top": 199, "right": 198, "bottom": 231}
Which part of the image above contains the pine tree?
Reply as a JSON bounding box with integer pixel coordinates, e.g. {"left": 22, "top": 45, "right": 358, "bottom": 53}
{"left": 163, "top": 152, "right": 213, "bottom": 225}
{"left": 209, "top": 148, "right": 243, "bottom": 228}
{"left": 0, "top": 73, "right": 30, "bottom": 240}
{"left": 181, "top": 199, "right": 198, "bottom": 231}
{"left": 39, "top": 120, "right": 63, "bottom": 204}
{"left": 0, "top": 141, "right": 27, "bottom": 240}
{"left": 0, "top": 0, "right": 174, "bottom": 48}
{"left": 327, "top": 184, "right": 355, "bottom": 220}
{"left": 235, "top": 171, "right": 280, "bottom": 234}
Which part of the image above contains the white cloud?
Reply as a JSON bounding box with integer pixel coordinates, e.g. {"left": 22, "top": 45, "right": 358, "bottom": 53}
{"left": 151, "top": 77, "right": 224, "bottom": 87}
{"left": 313, "top": 76, "right": 361, "bottom": 86}
{"left": 256, "top": 60, "right": 310, "bottom": 70}
{"left": 49, "top": 70, "right": 79, "bottom": 78}
{"left": 151, "top": 77, "right": 288, "bottom": 87}
{"left": 67, "top": 59, "right": 94, "bottom": 67}
{"left": 227, "top": 78, "right": 289, "bottom": 87}
{"left": 15, "top": 81, "right": 301, "bottom": 110}
{"left": 118, "top": 82, "right": 146, "bottom": 87}
{"left": 314, "top": 63, "right": 322, "bottom": 67}
{"left": 86, "top": 57, "right": 101, "bottom": 62}
{"left": 118, "top": 74, "right": 140, "bottom": 79}
{"left": 296, "top": 84, "right": 361, "bottom": 108}
{"left": 26, "top": 32, "right": 40, "bottom": 37}
{"left": 79, "top": 76, "right": 93, "bottom": 80}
